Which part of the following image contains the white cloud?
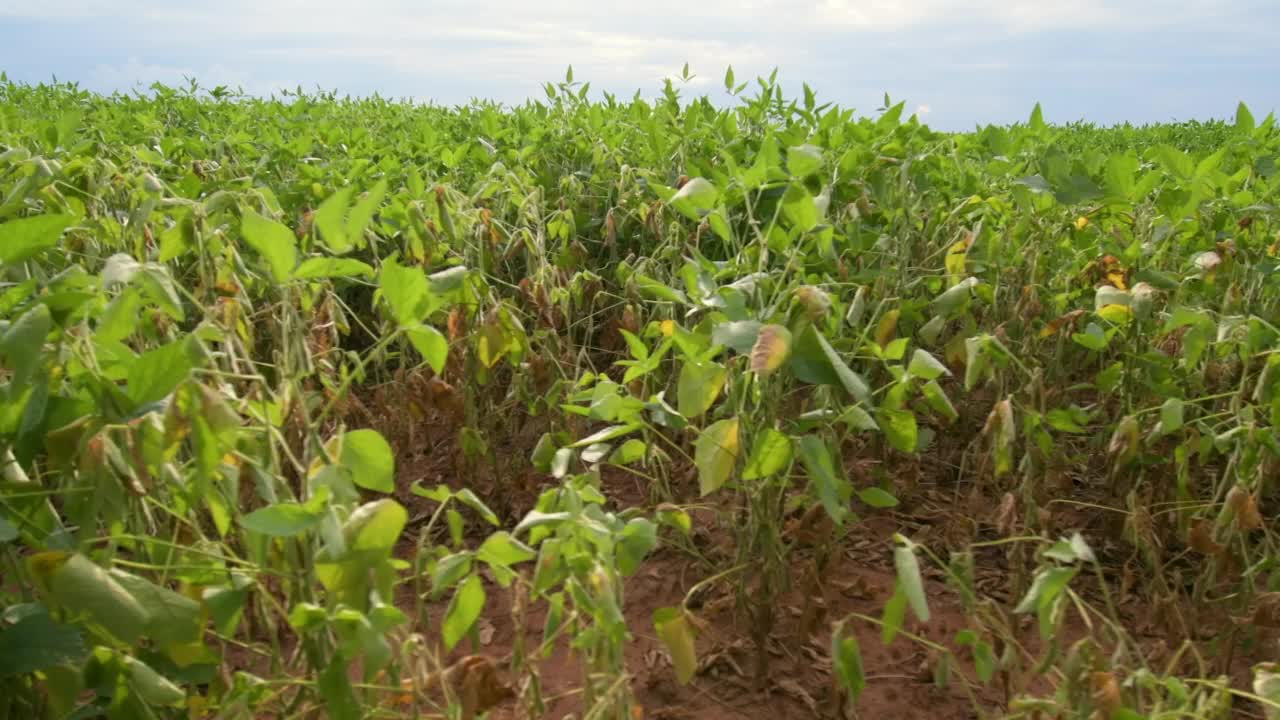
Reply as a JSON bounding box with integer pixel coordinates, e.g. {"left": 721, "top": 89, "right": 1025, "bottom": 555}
{"left": 2, "top": 0, "right": 1274, "bottom": 127}
{"left": 87, "top": 58, "right": 288, "bottom": 97}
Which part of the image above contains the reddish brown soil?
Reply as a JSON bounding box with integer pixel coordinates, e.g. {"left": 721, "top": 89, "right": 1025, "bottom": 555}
{"left": 285, "top": 387, "right": 1270, "bottom": 720}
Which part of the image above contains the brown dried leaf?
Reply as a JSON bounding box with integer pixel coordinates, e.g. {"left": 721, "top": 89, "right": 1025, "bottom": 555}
{"left": 777, "top": 679, "right": 819, "bottom": 714}
{"left": 1039, "top": 309, "right": 1086, "bottom": 339}
{"left": 1253, "top": 593, "right": 1280, "bottom": 628}
{"left": 1188, "top": 518, "right": 1224, "bottom": 556}
{"left": 995, "top": 492, "right": 1018, "bottom": 537}
{"left": 1091, "top": 671, "right": 1122, "bottom": 713}
{"left": 1226, "top": 486, "right": 1263, "bottom": 531}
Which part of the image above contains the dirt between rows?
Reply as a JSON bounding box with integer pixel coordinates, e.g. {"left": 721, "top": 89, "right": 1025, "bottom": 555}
{"left": 298, "top": 382, "right": 1268, "bottom": 719}
{"left": 379, "top": 423, "right": 1032, "bottom": 720}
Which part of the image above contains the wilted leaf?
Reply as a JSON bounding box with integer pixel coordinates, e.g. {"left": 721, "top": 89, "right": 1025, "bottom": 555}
{"left": 798, "top": 434, "right": 850, "bottom": 524}
{"left": 893, "top": 539, "right": 930, "bottom": 623}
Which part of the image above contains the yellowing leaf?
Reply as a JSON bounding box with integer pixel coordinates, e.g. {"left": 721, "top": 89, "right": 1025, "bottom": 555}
{"left": 659, "top": 320, "right": 675, "bottom": 337}
{"left": 1097, "top": 304, "right": 1131, "bottom": 324}
{"left": 944, "top": 233, "right": 971, "bottom": 282}
{"left": 695, "top": 418, "right": 740, "bottom": 496}
{"left": 875, "top": 309, "right": 900, "bottom": 348}
{"left": 653, "top": 608, "right": 698, "bottom": 685}
{"left": 1040, "top": 309, "right": 1086, "bottom": 338}
{"left": 750, "top": 324, "right": 793, "bottom": 375}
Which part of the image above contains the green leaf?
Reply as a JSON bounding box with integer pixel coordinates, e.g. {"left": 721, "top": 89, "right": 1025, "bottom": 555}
{"left": 429, "top": 266, "right": 469, "bottom": 295}
{"left": 1160, "top": 398, "right": 1184, "bottom": 434}
{"left": 893, "top": 540, "right": 930, "bottom": 622}
{"left": 617, "top": 518, "right": 657, "bottom": 576}
{"left": 653, "top": 607, "right": 698, "bottom": 685}
{"left": 832, "top": 627, "right": 865, "bottom": 703}
{"left": 288, "top": 602, "right": 328, "bottom": 631}
{"left": 878, "top": 408, "right": 918, "bottom": 453}
{"left": 340, "top": 429, "right": 395, "bottom": 493}
{"left": 124, "top": 654, "right": 185, "bottom": 706}
{"left": 1029, "top": 102, "right": 1046, "bottom": 131}
{"left": 314, "top": 186, "right": 355, "bottom": 253}
{"left": 712, "top": 320, "right": 762, "bottom": 354}
{"left": 921, "top": 381, "right": 958, "bottom": 423}
{"left": 677, "top": 360, "right": 728, "bottom": 418}
{"left": 1236, "top": 102, "right": 1256, "bottom": 133}
{"left": 379, "top": 258, "right": 437, "bottom": 327}
{"left": 907, "top": 349, "right": 950, "bottom": 380}
{"left": 341, "top": 499, "right": 408, "bottom": 553}
{"left": 431, "top": 553, "right": 474, "bottom": 597}
{"left": 442, "top": 575, "right": 485, "bottom": 651}
{"left": 127, "top": 336, "right": 199, "bottom": 407}
{"left": 1, "top": 304, "right": 51, "bottom": 384}
{"left": 1014, "top": 566, "right": 1078, "bottom": 615}
{"left": 696, "top": 417, "right": 740, "bottom": 496}
{"left": 839, "top": 405, "right": 879, "bottom": 431}
{"left": 572, "top": 423, "right": 642, "bottom": 447}
{"left": 0, "top": 608, "right": 85, "bottom": 676}
{"left": 781, "top": 182, "right": 818, "bottom": 231}
{"left": 405, "top": 324, "right": 449, "bottom": 375}
{"left": 477, "top": 532, "right": 536, "bottom": 568}
{"left": 742, "top": 428, "right": 792, "bottom": 480}
{"left": 318, "top": 655, "right": 361, "bottom": 720}
{"left": 790, "top": 325, "right": 870, "bottom": 403}
{"left": 1105, "top": 154, "right": 1139, "bottom": 199}
{"left": 932, "top": 277, "right": 979, "bottom": 316}
{"left": 881, "top": 583, "right": 907, "bottom": 644}
{"left": 608, "top": 439, "right": 647, "bottom": 466}
{"left": 669, "top": 177, "right": 718, "bottom": 220}
{"left": 109, "top": 570, "right": 201, "bottom": 646}
{"left": 346, "top": 180, "right": 387, "bottom": 248}
{"left": 239, "top": 210, "right": 297, "bottom": 283}
{"left": 786, "top": 144, "right": 824, "bottom": 177}
{"left": 1046, "top": 408, "right": 1089, "bottom": 434}
{"left": 620, "top": 329, "right": 649, "bottom": 360}
{"left": 530, "top": 434, "right": 558, "bottom": 473}
{"left": 293, "top": 257, "right": 374, "bottom": 279}
{"left": 28, "top": 552, "right": 149, "bottom": 645}
{"left": 858, "top": 487, "right": 899, "bottom": 508}
{"left": 798, "top": 434, "right": 849, "bottom": 525}
{"left": 241, "top": 503, "right": 323, "bottom": 537}
{"left": 0, "top": 214, "right": 74, "bottom": 264}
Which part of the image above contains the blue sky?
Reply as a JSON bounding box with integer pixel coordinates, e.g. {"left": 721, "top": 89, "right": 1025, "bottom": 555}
{"left": 1, "top": 0, "right": 1277, "bottom": 130}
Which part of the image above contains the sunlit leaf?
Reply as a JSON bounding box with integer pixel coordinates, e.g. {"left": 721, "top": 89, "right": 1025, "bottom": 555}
{"left": 239, "top": 209, "right": 297, "bottom": 283}
{"left": 695, "top": 417, "right": 740, "bottom": 496}
{"left": 742, "top": 428, "right": 792, "bottom": 480}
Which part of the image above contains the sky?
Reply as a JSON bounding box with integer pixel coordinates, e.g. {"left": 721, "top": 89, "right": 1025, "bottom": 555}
{"left": 1, "top": 0, "right": 1277, "bottom": 130}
